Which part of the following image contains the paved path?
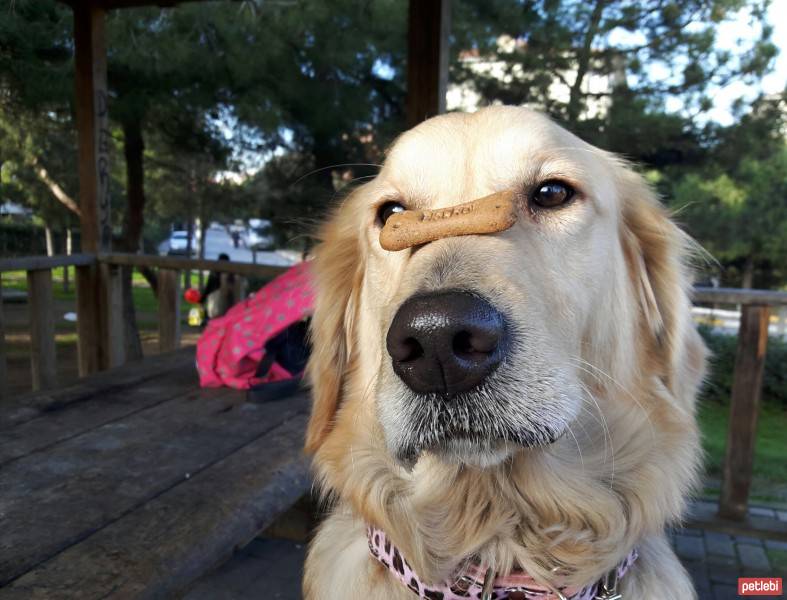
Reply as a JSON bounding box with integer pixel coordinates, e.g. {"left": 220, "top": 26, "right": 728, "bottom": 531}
{"left": 187, "top": 504, "right": 787, "bottom": 600}
{"left": 672, "top": 526, "right": 786, "bottom": 600}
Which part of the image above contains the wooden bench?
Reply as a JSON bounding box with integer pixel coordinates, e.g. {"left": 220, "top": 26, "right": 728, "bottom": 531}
{"left": 0, "top": 347, "right": 311, "bottom": 598}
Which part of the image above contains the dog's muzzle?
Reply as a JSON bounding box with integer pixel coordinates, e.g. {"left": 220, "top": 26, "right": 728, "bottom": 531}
{"left": 386, "top": 291, "right": 508, "bottom": 396}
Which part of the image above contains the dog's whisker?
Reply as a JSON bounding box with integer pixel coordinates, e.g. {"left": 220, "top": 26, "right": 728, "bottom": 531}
{"left": 292, "top": 162, "right": 382, "bottom": 187}
{"left": 569, "top": 356, "right": 657, "bottom": 444}
{"left": 574, "top": 377, "right": 612, "bottom": 458}
{"left": 564, "top": 424, "right": 585, "bottom": 473}
{"left": 574, "top": 380, "right": 615, "bottom": 485}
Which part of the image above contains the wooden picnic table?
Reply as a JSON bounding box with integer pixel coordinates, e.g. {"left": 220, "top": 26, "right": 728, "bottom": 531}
{"left": 0, "top": 347, "right": 311, "bottom": 599}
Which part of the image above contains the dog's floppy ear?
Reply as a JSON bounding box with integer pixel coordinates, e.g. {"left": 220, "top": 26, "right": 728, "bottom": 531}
{"left": 617, "top": 164, "right": 703, "bottom": 395}
{"left": 304, "top": 190, "right": 366, "bottom": 453}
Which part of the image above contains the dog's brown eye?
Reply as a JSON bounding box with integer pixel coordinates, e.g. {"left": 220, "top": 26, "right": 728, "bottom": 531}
{"left": 531, "top": 181, "right": 574, "bottom": 208}
{"left": 377, "top": 201, "right": 406, "bottom": 225}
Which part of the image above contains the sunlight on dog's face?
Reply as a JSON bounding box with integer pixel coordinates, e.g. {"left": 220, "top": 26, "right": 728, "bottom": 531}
{"left": 353, "top": 107, "right": 628, "bottom": 468}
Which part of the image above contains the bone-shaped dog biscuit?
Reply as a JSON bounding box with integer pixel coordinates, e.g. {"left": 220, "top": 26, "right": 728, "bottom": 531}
{"left": 379, "top": 190, "right": 518, "bottom": 251}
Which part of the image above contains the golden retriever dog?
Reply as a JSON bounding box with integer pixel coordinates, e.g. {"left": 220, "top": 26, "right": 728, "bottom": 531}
{"left": 303, "top": 106, "right": 706, "bottom": 600}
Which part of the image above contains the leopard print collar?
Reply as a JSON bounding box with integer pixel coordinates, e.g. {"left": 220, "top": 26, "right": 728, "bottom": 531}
{"left": 367, "top": 526, "right": 638, "bottom": 600}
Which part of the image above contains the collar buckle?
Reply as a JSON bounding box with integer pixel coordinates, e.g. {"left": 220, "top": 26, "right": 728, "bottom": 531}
{"left": 594, "top": 568, "right": 623, "bottom": 600}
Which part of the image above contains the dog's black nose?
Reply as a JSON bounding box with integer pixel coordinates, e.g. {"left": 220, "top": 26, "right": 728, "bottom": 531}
{"left": 386, "top": 291, "right": 507, "bottom": 396}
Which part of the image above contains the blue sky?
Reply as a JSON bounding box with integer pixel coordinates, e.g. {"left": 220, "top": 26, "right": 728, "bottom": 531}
{"left": 606, "top": 1, "right": 785, "bottom": 125}
{"left": 676, "top": 1, "right": 786, "bottom": 125}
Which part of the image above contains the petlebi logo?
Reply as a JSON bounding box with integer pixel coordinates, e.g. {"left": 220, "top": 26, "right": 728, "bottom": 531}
{"left": 738, "top": 577, "right": 783, "bottom": 596}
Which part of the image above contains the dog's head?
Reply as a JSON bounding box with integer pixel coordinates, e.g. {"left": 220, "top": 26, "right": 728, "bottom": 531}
{"left": 305, "top": 106, "right": 702, "bottom": 470}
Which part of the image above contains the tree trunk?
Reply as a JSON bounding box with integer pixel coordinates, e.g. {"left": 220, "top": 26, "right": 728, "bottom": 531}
{"left": 197, "top": 216, "right": 208, "bottom": 289}
{"left": 184, "top": 214, "right": 194, "bottom": 290}
{"left": 120, "top": 116, "right": 147, "bottom": 361}
{"left": 567, "top": 0, "right": 607, "bottom": 127}
{"left": 63, "top": 227, "right": 72, "bottom": 293}
{"left": 44, "top": 226, "right": 54, "bottom": 257}
{"left": 122, "top": 118, "right": 146, "bottom": 253}
{"left": 183, "top": 167, "right": 196, "bottom": 290}
{"left": 32, "top": 159, "right": 81, "bottom": 217}
{"left": 742, "top": 256, "right": 755, "bottom": 289}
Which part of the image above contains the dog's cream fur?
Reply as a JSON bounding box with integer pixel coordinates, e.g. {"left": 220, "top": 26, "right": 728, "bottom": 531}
{"left": 302, "top": 107, "right": 706, "bottom": 600}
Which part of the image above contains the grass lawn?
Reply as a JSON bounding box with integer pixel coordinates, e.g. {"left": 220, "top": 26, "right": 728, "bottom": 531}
{"left": 698, "top": 399, "right": 787, "bottom": 503}
{"left": 768, "top": 549, "right": 787, "bottom": 575}
{"left": 1, "top": 266, "right": 195, "bottom": 325}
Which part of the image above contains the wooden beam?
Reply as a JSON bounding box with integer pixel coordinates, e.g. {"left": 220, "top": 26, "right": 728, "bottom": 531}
{"left": 73, "top": 3, "right": 112, "bottom": 374}
{"left": 100, "top": 253, "right": 288, "bottom": 280}
{"left": 27, "top": 270, "right": 57, "bottom": 392}
{"left": 406, "top": 0, "right": 450, "bottom": 128}
{"left": 718, "top": 304, "right": 770, "bottom": 521}
{"left": 693, "top": 286, "right": 787, "bottom": 307}
{"left": 0, "top": 254, "right": 96, "bottom": 273}
{"left": 59, "top": 0, "right": 218, "bottom": 11}
{"left": 99, "top": 0, "right": 179, "bottom": 7}
{"left": 0, "top": 276, "right": 8, "bottom": 400}
{"left": 158, "top": 269, "right": 181, "bottom": 353}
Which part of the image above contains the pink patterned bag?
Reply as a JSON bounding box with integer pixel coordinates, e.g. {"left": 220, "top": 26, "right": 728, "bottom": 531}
{"left": 196, "top": 262, "right": 313, "bottom": 389}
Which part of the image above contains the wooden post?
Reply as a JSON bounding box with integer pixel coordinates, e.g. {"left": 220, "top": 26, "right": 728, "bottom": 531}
{"left": 218, "top": 272, "right": 235, "bottom": 313}
{"left": 0, "top": 275, "right": 8, "bottom": 398}
{"left": 406, "top": 0, "right": 450, "bottom": 128}
{"left": 104, "top": 263, "right": 126, "bottom": 367}
{"left": 719, "top": 304, "right": 770, "bottom": 521}
{"left": 158, "top": 269, "right": 181, "bottom": 353}
{"left": 75, "top": 264, "right": 100, "bottom": 375}
{"left": 27, "top": 269, "right": 57, "bottom": 391}
{"left": 234, "top": 276, "right": 246, "bottom": 303}
{"left": 73, "top": 2, "right": 111, "bottom": 374}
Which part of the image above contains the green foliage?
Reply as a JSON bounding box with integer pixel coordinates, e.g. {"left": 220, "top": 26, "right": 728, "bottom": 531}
{"left": 1, "top": 0, "right": 408, "bottom": 250}
{"left": 666, "top": 96, "right": 787, "bottom": 287}
{"left": 697, "top": 325, "right": 787, "bottom": 409}
{"left": 0, "top": 0, "right": 72, "bottom": 112}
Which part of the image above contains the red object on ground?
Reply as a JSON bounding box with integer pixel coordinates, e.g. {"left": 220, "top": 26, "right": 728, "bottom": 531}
{"left": 184, "top": 288, "right": 202, "bottom": 304}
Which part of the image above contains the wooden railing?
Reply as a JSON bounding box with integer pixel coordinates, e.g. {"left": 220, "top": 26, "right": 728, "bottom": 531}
{"left": 1, "top": 259, "right": 786, "bottom": 522}
{"left": 692, "top": 287, "right": 787, "bottom": 522}
{"left": 0, "top": 253, "right": 288, "bottom": 393}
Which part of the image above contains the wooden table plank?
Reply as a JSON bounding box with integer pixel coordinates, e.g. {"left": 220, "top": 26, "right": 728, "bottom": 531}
{"left": 0, "top": 360, "right": 197, "bottom": 466}
{"left": 0, "top": 388, "right": 309, "bottom": 585}
{"left": 0, "top": 413, "right": 310, "bottom": 599}
{"left": 0, "top": 348, "right": 195, "bottom": 431}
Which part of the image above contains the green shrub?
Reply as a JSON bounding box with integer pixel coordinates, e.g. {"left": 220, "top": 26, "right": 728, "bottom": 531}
{"left": 698, "top": 324, "right": 787, "bottom": 409}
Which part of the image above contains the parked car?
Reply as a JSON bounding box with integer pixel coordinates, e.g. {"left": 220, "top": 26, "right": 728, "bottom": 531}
{"left": 244, "top": 219, "right": 276, "bottom": 251}
{"left": 166, "top": 230, "right": 191, "bottom": 255}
